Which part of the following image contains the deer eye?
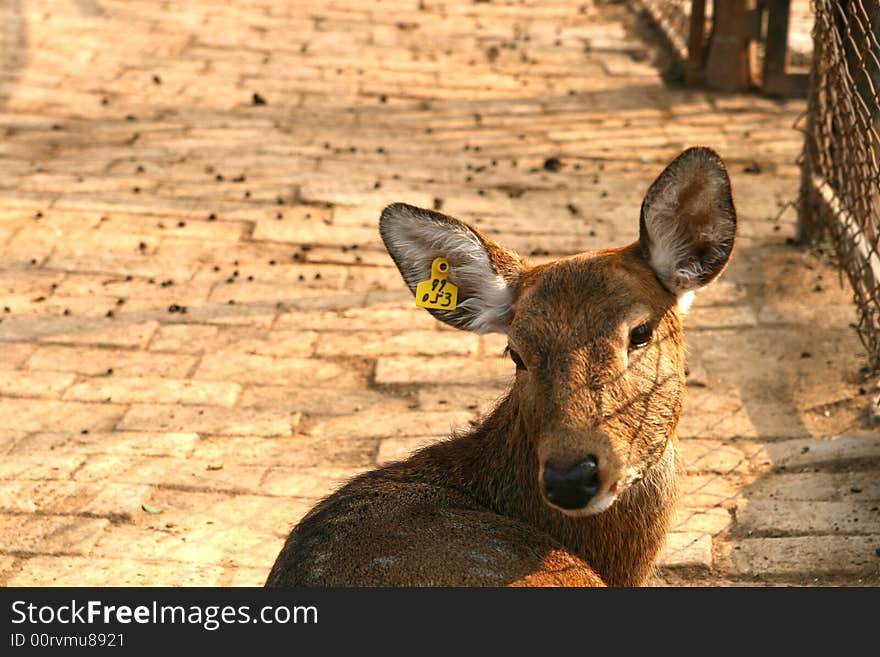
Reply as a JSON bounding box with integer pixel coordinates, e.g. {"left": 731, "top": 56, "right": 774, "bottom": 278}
{"left": 507, "top": 346, "right": 527, "bottom": 371}
{"left": 629, "top": 323, "right": 653, "bottom": 349}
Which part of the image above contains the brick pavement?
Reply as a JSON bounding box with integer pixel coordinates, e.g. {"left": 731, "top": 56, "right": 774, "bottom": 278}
{"left": 0, "top": 0, "right": 878, "bottom": 586}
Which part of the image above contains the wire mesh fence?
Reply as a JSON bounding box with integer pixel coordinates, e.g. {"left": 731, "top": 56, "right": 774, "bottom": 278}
{"left": 632, "top": 0, "right": 701, "bottom": 63}
{"left": 800, "top": 0, "right": 880, "bottom": 368}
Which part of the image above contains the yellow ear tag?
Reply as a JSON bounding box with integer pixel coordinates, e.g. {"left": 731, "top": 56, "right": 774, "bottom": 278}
{"left": 415, "top": 257, "right": 458, "bottom": 310}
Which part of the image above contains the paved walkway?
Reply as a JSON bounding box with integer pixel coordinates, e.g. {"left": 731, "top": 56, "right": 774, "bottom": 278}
{"left": 0, "top": 0, "right": 877, "bottom": 586}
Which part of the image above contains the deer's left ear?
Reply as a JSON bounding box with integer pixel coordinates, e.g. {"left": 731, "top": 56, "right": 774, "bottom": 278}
{"left": 638, "top": 147, "right": 737, "bottom": 299}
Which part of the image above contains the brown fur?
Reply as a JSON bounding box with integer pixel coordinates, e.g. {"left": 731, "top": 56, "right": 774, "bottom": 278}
{"left": 266, "top": 147, "right": 734, "bottom": 588}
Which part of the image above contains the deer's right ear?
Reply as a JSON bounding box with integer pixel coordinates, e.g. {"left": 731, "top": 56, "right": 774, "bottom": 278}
{"left": 380, "top": 203, "right": 523, "bottom": 333}
{"left": 638, "top": 147, "right": 737, "bottom": 301}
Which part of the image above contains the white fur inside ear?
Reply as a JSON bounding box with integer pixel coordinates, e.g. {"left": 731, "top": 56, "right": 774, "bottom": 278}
{"left": 380, "top": 204, "right": 516, "bottom": 333}
{"left": 677, "top": 290, "right": 695, "bottom": 314}
{"left": 644, "top": 176, "right": 727, "bottom": 293}
{"left": 454, "top": 274, "right": 512, "bottom": 333}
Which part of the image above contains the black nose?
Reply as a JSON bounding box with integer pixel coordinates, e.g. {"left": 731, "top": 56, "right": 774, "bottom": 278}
{"left": 543, "top": 456, "right": 600, "bottom": 510}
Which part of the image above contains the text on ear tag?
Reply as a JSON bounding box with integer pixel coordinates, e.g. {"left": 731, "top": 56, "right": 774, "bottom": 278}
{"left": 415, "top": 257, "right": 458, "bottom": 310}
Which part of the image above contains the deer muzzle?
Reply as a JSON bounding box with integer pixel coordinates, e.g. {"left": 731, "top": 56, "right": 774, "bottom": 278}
{"left": 542, "top": 456, "right": 600, "bottom": 510}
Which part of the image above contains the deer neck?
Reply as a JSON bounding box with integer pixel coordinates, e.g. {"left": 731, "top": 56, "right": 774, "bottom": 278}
{"left": 439, "top": 392, "right": 680, "bottom": 586}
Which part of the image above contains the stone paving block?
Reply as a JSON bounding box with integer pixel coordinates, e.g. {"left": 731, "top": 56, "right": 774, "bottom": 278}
{"left": 734, "top": 499, "right": 880, "bottom": 536}
{"left": 283, "top": 291, "right": 369, "bottom": 312}
{"left": 679, "top": 384, "right": 809, "bottom": 440}
{"left": 0, "top": 342, "right": 34, "bottom": 368}
{"left": 84, "top": 475, "right": 150, "bottom": 520}
{"left": 365, "top": 289, "right": 414, "bottom": 307}
{"left": 331, "top": 204, "right": 389, "bottom": 228}
{"left": 227, "top": 330, "right": 320, "bottom": 358}
{"left": 754, "top": 434, "right": 880, "bottom": 471}
{"left": 686, "top": 329, "right": 862, "bottom": 419}
{"left": 26, "top": 345, "right": 198, "bottom": 377}
{"left": 208, "top": 277, "right": 349, "bottom": 305}
{"left": 0, "top": 514, "right": 109, "bottom": 556}
{"left": 194, "top": 263, "right": 351, "bottom": 293}
{"left": 99, "top": 488, "right": 313, "bottom": 562}
{"left": 0, "top": 369, "right": 76, "bottom": 398}
{"left": 718, "top": 536, "right": 880, "bottom": 578}
{"left": 195, "top": 350, "right": 365, "bottom": 387}
{"left": 252, "top": 216, "right": 376, "bottom": 245}
{"left": 345, "top": 265, "right": 411, "bottom": 292}
{"left": 316, "top": 330, "right": 479, "bottom": 357}
{"left": 156, "top": 237, "right": 329, "bottom": 275}
{"left": 0, "top": 454, "right": 86, "bottom": 482}
{"left": 64, "top": 376, "right": 241, "bottom": 407}
{"left": 657, "top": 531, "right": 712, "bottom": 571}
{"left": 239, "top": 385, "right": 411, "bottom": 416}
{"left": 44, "top": 249, "right": 197, "bottom": 284}
{"left": 4, "top": 556, "right": 225, "bottom": 586}
{"left": 304, "top": 409, "right": 473, "bottom": 440}
{"left": 35, "top": 320, "right": 160, "bottom": 349}
{"left": 88, "top": 519, "right": 282, "bottom": 570}
{"left": 149, "top": 302, "right": 278, "bottom": 329}
{"left": 54, "top": 273, "right": 214, "bottom": 304}
{"left": 744, "top": 472, "right": 880, "bottom": 501}
{"left": 222, "top": 204, "right": 332, "bottom": 227}
{"left": 150, "top": 324, "right": 318, "bottom": 357}
{"left": 680, "top": 474, "right": 739, "bottom": 508}
{"left": 148, "top": 323, "right": 221, "bottom": 352}
{"left": 678, "top": 438, "right": 760, "bottom": 474}
{"left": 282, "top": 245, "right": 388, "bottom": 268}
{"left": 190, "top": 434, "right": 376, "bottom": 469}
{"left": 672, "top": 507, "right": 733, "bottom": 536}
{"left": 13, "top": 431, "right": 199, "bottom": 459}
{"left": 274, "top": 306, "right": 438, "bottom": 331}
{"left": 0, "top": 220, "right": 25, "bottom": 247}
{"left": 0, "top": 431, "right": 27, "bottom": 455}
{"left": 0, "top": 268, "right": 64, "bottom": 300}
{"left": 0, "top": 480, "right": 79, "bottom": 514}
{"left": 758, "top": 295, "right": 857, "bottom": 328}
{"left": 0, "top": 398, "right": 125, "bottom": 432}
{"left": 0, "top": 296, "right": 118, "bottom": 322}
{"left": 375, "top": 435, "right": 446, "bottom": 466}
{"left": 72, "top": 453, "right": 268, "bottom": 494}
{"left": 683, "top": 305, "right": 759, "bottom": 330}
{"left": 691, "top": 280, "right": 750, "bottom": 307}
{"left": 416, "top": 384, "right": 508, "bottom": 413}
{"left": 0, "top": 479, "right": 149, "bottom": 522}
{"left": 98, "top": 213, "right": 251, "bottom": 242}
{"left": 118, "top": 404, "right": 297, "bottom": 437}
{"left": 375, "top": 356, "right": 514, "bottom": 386}
{"left": 9, "top": 224, "right": 155, "bottom": 261}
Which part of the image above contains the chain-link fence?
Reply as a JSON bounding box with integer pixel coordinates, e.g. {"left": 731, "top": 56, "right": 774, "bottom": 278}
{"left": 633, "top": 0, "right": 700, "bottom": 62}
{"left": 800, "top": 0, "right": 880, "bottom": 368}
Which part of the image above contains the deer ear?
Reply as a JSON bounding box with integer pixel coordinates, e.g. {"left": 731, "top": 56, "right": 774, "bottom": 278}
{"left": 379, "top": 203, "right": 523, "bottom": 333}
{"left": 639, "top": 147, "right": 737, "bottom": 298}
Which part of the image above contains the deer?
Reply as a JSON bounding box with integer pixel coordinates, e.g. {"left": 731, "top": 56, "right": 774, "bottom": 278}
{"left": 266, "top": 146, "right": 736, "bottom": 587}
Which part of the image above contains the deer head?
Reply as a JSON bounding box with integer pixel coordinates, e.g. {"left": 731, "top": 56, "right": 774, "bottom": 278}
{"left": 380, "top": 147, "right": 736, "bottom": 518}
